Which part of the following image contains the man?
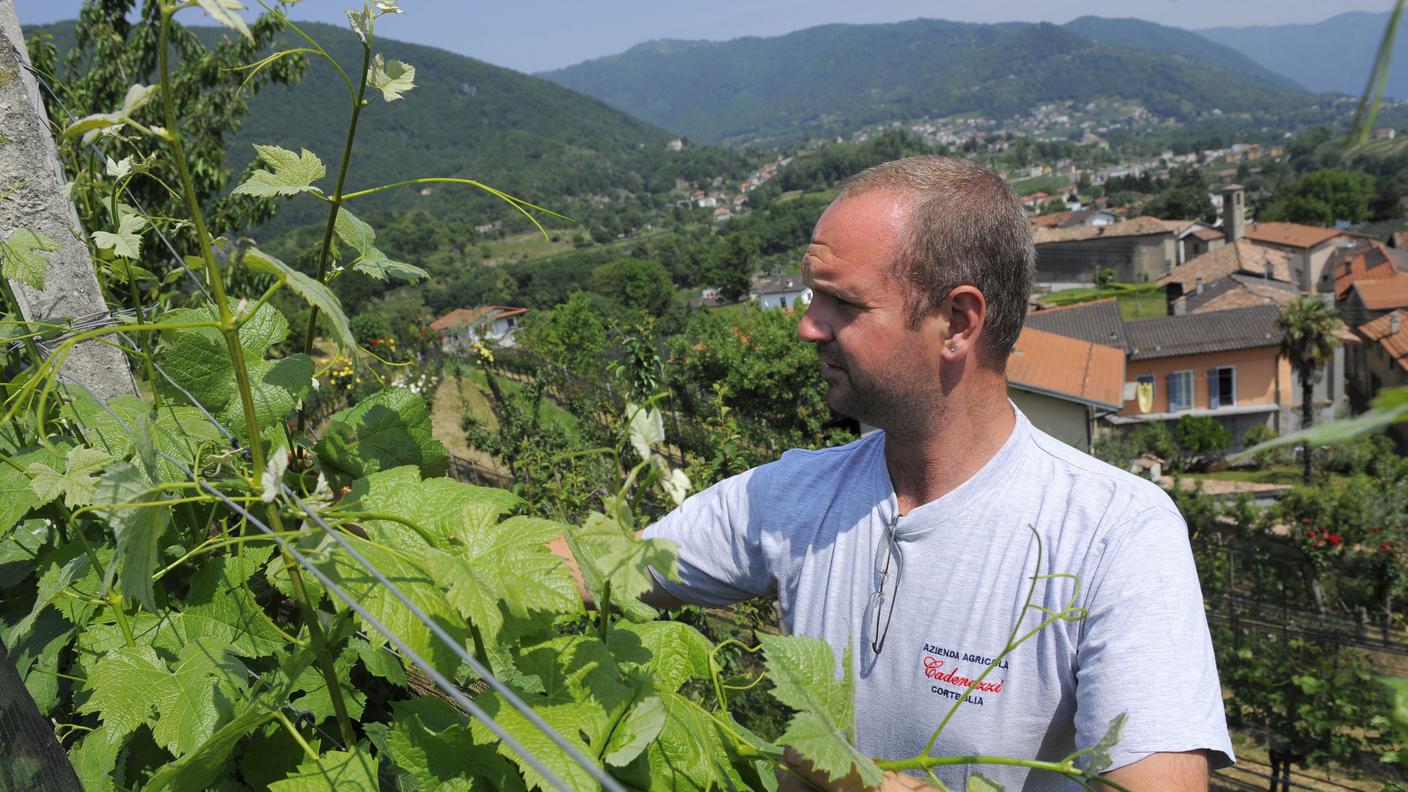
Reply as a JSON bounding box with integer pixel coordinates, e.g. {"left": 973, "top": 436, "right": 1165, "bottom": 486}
{"left": 638, "top": 156, "right": 1232, "bottom": 790}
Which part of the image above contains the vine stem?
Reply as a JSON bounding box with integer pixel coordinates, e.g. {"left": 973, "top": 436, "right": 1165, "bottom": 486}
{"left": 158, "top": 2, "right": 355, "bottom": 749}
{"left": 873, "top": 756, "right": 1134, "bottom": 792}
{"left": 298, "top": 26, "right": 373, "bottom": 428}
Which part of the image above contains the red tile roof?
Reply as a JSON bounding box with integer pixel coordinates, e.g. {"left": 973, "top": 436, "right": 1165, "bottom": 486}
{"left": 1242, "top": 221, "right": 1347, "bottom": 250}
{"left": 1032, "top": 216, "right": 1174, "bottom": 244}
{"left": 1007, "top": 326, "right": 1125, "bottom": 409}
{"left": 1358, "top": 310, "right": 1408, "bottom": 372}
{"left": 1352, "top": 276, "right": 1408, "bottom": 311}
{"left": 1158, "top": 239, "right": 1293, "bottom": 290}
{"left": 429, "top": 305, "right": 527, "bottom": 331}
{"left": 1332, "top": 240, "right": 1408, "bottom": 300}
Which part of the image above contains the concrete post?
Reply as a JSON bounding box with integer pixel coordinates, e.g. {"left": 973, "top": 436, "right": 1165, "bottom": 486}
{"left": 0, "top": 0, "right": 134, "bottom": 402}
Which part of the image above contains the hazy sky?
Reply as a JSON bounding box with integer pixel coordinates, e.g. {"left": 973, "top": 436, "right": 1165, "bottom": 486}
{"left": 12, "top": 1, "right": 1397, "bottom": 73}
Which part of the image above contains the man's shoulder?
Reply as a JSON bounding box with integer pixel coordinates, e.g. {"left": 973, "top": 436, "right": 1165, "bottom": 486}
{"left": 1017, "top": 418, "right": 1177, "bottom": 518}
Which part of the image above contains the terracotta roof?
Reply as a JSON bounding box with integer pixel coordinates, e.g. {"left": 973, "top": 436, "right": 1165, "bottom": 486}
{"left": 428, "top": 305, "right": 527, "bottom": 331}
{"left": 752, "top": 275, "right": 809, "bottom": 295}
{"left": 1031, "top": 211, "right": 1073, "bottom": 228}
{"left": 1352, "top": 275, "right": 1408, "bottom": 311}
{"left": 1186, "top": 273, "right": 1300, "bottom": 314}
{"left": 1331, "top": 240, "right": 1408, "bottom": 300}
{"left": 1358, "top": 310, "right": 1408, "bottom": 372}
{"left": 1242, "top": 221, "right": 1346, "bottom": 250}
{"left": 1032, "top": 216, "right": 1175, "bottom": 244}
{"left": 1124, "top": 304, "right": 1283, "bottom": 360}
{"left": 1159, "top": 239, "right": 1293, "bottom": 290}
{"left": 1193, "top": 227, "right": 1226, "bottom": 242}
{"left": 1025, "top": 298, "right": 1127, "bottom": 348}
{"left": 1006, "top": 326, "right": 1125, "bottom": 410}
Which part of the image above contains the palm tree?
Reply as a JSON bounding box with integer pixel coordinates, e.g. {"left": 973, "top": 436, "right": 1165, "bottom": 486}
{"left": 1278, "top": 297, "right": 1344, "bottom": 485}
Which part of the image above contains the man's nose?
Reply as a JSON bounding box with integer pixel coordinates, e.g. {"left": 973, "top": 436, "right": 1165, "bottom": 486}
{"left": 797, "top": 304, "right": 831, "bottom": 343}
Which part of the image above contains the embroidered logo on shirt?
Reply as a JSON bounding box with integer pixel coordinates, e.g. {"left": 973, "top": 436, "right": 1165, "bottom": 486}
{"left": 922, "top": 643, "right": 1007, "bottom": 707}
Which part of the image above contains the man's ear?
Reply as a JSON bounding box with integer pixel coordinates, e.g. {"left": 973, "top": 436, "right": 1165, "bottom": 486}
{"left": 941, "top": 285, "right": 986, "bottom": 359}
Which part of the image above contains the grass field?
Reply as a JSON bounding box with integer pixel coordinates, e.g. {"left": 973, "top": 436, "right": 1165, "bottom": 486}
{"left": 481, "top": 230, "right": 577, "bottom": 265}
{"left": 1183, "top": 465, "right": 1353, "bottom": 490}
{"left": 1039, "top": 283, "right": 1167, "bottom": 321}
{"left": 1010, "top": 174, "right": 1070, "bottom": 195}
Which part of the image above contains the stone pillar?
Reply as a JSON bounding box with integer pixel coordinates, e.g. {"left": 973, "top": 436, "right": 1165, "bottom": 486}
{"left": 0, "top": 0, "right": 134, "bottom": 403}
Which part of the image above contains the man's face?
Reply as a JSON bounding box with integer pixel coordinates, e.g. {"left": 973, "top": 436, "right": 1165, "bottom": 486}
{"left": 798, "top": 190, "right": 946, "bottom": 428}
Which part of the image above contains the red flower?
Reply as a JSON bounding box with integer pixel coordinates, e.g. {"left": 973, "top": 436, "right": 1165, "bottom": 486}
{"left": 1382, "top": 542, "right": 1393, "bottom": 552}
{"left": 1372, "top": 527, "right": 1383, "bottom": 534}
{"left": 1303, "top": 518, "right": 1313, "bottom": 525}
{"left": 1327, "top": 533, "right": 1342, "bottom": 547}
{"left": 1306, "top": 530, "right": 1316, "bottom": 538}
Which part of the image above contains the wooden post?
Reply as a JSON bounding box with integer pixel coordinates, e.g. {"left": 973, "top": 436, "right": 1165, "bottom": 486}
{"left": 0, "top": 0, "right": 135, "bottom": 403}
{"left": 0, "top": 637, "right": 81, "bottom": 792}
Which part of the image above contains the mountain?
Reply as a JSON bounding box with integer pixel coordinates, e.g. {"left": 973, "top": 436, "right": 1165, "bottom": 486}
{"left": 1061, "top": 16, "right": 1303, "bottom": 90}
{"left": 1197, "top": 12, "right": 1406, "bottom": 101}
{"left": 540, "top": 18, "right": 1317, "bottom": 147}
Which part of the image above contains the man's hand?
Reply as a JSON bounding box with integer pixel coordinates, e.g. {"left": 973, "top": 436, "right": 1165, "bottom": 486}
{"left": 545, "top": 533, "right": 685, "bottom": 611}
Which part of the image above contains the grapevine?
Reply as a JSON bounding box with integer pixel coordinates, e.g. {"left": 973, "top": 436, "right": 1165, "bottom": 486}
{"left": 0, "top": 3, "right": 1132, "bottom": 790}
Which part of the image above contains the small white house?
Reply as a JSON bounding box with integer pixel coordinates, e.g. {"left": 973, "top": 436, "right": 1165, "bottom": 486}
{"left": 752, "top": 276, "right": 812, "bottom": 310}
{"left": 429, "top": 305, "right": 528, "bottom": 351}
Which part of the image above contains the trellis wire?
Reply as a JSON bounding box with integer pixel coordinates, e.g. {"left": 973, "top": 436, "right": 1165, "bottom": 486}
{"left": 68, "top": 365, "right": 625, "bottom": 791}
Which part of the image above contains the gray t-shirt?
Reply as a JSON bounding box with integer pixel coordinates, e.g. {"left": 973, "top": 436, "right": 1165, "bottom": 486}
{"left": 644, "top": 408, "right": 1234, "bottom": 790}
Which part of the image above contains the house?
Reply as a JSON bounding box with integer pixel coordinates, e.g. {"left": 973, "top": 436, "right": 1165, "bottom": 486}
{"left": 1114, "top": 305, "right": 1294, "bottom": 442}
{"left": 751, "top": 275, "right": 811, "bottom": 310}
{"left": 1348, "top": 311, "right": 1408, "bottom": 419}
{"left": 1158, "top": 240, "right": 1294, "bottom": 314}
{"left": 1005, "top": 327, "right": 1125, "bottom": 451}
{"left": 1170, "top": 221, "right": 1225, "bottom": 265}
{"left": 1330, "top": 239, "right": 1408, "bottom": 301}
{"left": 1030, "top": 300, "right": 1347, "bottom": 442}
{"left": 1031, "top": 216, "right": 1178, "bottom": 286}
{"left": 1177, "top": 273, "right": 1301, "bottom": 315}
{"left": 1340, "top": 276, "right": 1408, "bottom": 329}
{"left": 1240, "top": 220, "right": 1361, "bottom": 294}
{"left": 1030, "top": 208, "right": 1118, "bottom": 229}
{"left": 428, "top": 305, "right": 527, "bottom": 351}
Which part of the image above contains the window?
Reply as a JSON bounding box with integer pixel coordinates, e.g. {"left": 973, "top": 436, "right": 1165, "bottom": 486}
{"left": 1167, "top": 370, "right": 1193, "bottom": 412}
{"left": 1211, "top": 366, "right": 1236, "bottom": 408}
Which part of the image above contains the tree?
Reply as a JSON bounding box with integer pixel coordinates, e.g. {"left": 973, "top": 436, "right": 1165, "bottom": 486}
{"left": 709, "top": 233, "right": 758, "bottom": 302}
{"left": 1278, "top": 297, "right": 1344, "bottom": 485}
{"left": 588, "top": 257, "right": 674, "bottom": 317}
{"left": 516, "top": 291, "right": 608, "bottom": 376}
{"left": 1175, "top": 414, "right": 1232, "bottom": 470}
{"left": 1264, "top": 170, "right": 1377, "bottom": 226}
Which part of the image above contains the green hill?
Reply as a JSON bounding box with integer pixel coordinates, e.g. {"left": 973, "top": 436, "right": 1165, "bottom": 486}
{"left": 1061, "top": 16, "right": 1303, "bottom": 91}
{"left": 540, "top": 18, "right": 1321, "bottom": 147}
{"left": 26, "top": 20, "right": 746, "bottom": 238}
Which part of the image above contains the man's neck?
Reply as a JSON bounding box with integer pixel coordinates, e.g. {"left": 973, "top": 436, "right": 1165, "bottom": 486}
{"left": 882, "top": 379, "right": 1016, "bottom": 515}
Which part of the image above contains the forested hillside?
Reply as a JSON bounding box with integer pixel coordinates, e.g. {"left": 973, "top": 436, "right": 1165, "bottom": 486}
{"left": 541, "top": 18, "right": 1318, "bottom": 146}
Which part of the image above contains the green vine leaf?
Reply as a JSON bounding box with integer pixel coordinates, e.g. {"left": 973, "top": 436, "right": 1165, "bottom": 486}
{"left": 289, "top": 642, "right": 367, "bottom": 724}
{"left": 968, "top": 773, "right": 1004, "bottom": 791}
{"left": 243, "top": 248, "right": 356, "bottom": 354}
{"left": 566, "top": 511, "right": 678, "bottom": 622}
{"left": 606, "top": 621, "right": 712, "bottom": 692}
{"left": 759, "top": 634, "right": 882, "bottom": 787}
{"left": 192, "top": 0, "right": 253, "bottom": 40}
{"left": 93, "top": 461, "right": 170, "bottom": 612}
{"left": 91, "top": 209, "right": 147, "bottom": 260}
{"left": 268, "top": 747, "right": 380, "bottom": 792}
{"left": 1, "top": 228, "right": 60, "bottom": 290}
{"left": 1084, "top": 712, "right": 1127, "bottom": 775}
{"left": 428, "top": 513, "right": 581, "bottom": 649}
{"left": 182, "top": 546, "right": 287, "bottom": 659}
{"left": 26, "top": 445, "right": 113, "bottom": 508}
{"left": 342, "top": 465, "right": 520, "bottom": 551}
{"left": 315, "top": 388, "right": 449, "bottom": 479}
{"left": 0, "top": 453, "right": 46, "bottom": 534}
{"left": 234, "top": 144, "right": 325, "bottom": 197}
{"left": 82, "top": 644, "right": 168, "bottom": 740}
{"left": 368, "top": 54, "right": 416, "bottom": 101}
{"left": 65, "top": 392, "right": 224, "bottom": 483}
{"left": 472, "top": 637, "right": 626, "bottom": 792}
{"left": 334, "top": 207, "right": 428, "bottom": 282}
{"left": 63, "top": 83, "right": 157, "bottom": 142}
{"left": 385, "top": 698, "right": 526, "bottom": 791}
{"left": 143, "top": 708, "right": 278, "bottom": 792}
{"left": 603, "top": 689, "right": 666, "bottom": 767}
{"left": 627, "top": 402, "right": 665, "bottom": 461}
{"left": 156, "top": 303, "right": 313, "bottom": 438}
{"left": 317, "top": 531, "right": 470, "bottom": 675}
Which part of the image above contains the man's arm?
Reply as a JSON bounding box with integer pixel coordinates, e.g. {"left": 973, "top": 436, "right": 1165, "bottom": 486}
{"left": 546, "top": 533, "right": 686, "bottom": 611}
{"left": 1100, "top": 750, "right": 1208, "bottom": 792}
